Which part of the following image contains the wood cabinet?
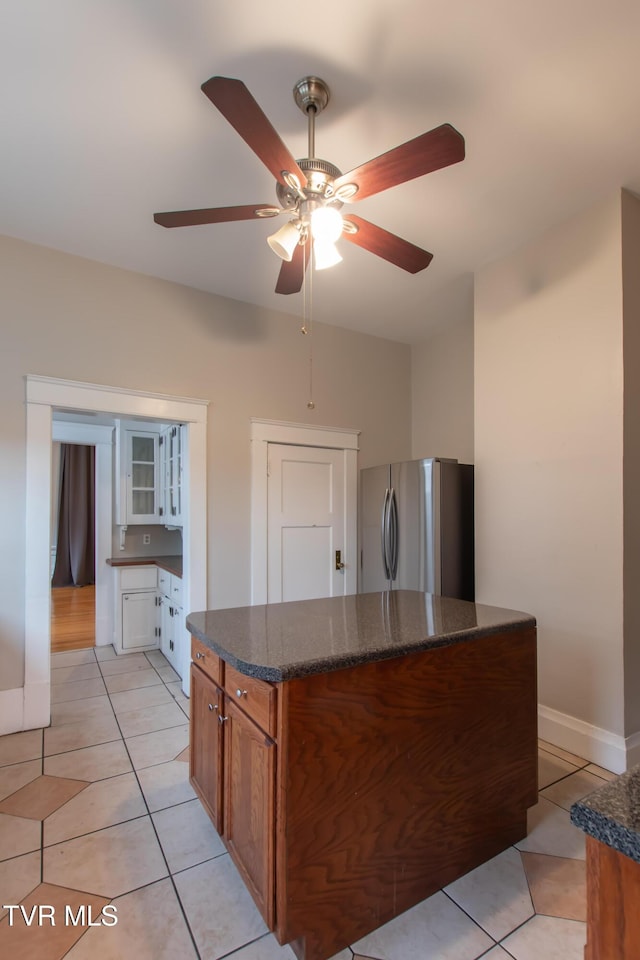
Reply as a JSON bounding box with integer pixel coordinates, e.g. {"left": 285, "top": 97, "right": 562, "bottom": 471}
{"left": 190, "top": 642, "right": 276, "bottom": 925}
{"left": 189, "top": 661, "right": 224, "bottom": 832}
{"left": 189, "top": 626, "right": 537, "bottom": 960}
{"left": 224, "top": 698, "right": 276, "bottom": 926}
{"left": 584, "top": 835, "right": 640, "bottom": 960}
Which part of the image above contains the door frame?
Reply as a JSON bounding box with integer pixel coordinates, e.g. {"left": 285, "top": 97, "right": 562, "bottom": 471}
{"left": 24, "top": 375, "right": 208, "bottom": 731}
{"left": 250, "top": 418, "right": 360, "bottom": 605}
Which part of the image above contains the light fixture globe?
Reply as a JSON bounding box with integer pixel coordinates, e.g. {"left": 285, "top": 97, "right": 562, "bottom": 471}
{"left": 267, "top": 221, "right": 300, "bottom": 261}
{"left": 311, "top": 206, "right": 343, "bottom": 244}
{"left": 314, "top": 240, "right": 343, "bottom": 271}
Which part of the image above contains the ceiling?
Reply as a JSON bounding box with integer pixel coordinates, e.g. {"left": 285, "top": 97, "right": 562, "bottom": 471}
{"left": 2, "top": 1, "right": 640, "bottom": 344}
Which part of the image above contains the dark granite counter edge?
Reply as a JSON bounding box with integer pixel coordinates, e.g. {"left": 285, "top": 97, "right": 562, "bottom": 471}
{"left": 570, "top": 802, "right": 640, "bottom": 865}
{"left": 570, "top": 764, "right": 640, "bottom": 865}
{"left": 107, "top": 556, "right": 183, "bottom": 578}
{"left": 186, "top": 613, "right": 536, "bottom": 682}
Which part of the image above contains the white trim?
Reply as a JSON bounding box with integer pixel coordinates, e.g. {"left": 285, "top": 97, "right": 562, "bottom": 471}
{"left": 52, "top": 420, "right": 114, "bottom": 647}
{"left": 0, "top": 689, "right": 25, "bottom": 736}
{"left": 27, "top": 375, "right": 208, "bottom": 417}
{"left": 24, "top": 682, "right": 50, "bottom": 730}
{"left": 537, "top": 703, "right": 635, "bottom": 775}
{"left": 250, "top": 417, "right": 360, "bottom": 449}
{"left": 21, "top": 375, "right": 209, "bottom": 735}
{"left": 250, "top": 418, "right": 360, "bottom": 605}
{"left": 52, "top": 422, "right": 114, "bottom": 445}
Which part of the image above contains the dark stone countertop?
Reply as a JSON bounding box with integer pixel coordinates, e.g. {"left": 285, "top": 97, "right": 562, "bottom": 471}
{"left": 186, "top": 590, "right": 536, "bottom": 682}
{"left": 107, "top": 555, "right": 183, "bottom": 578}
{"left": 571, "top": 765, "right": 640, "bottom": 864}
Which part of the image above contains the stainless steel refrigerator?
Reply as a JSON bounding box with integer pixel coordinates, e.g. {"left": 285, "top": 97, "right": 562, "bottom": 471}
{"left": 359, "top": 458, "right": 474, "bottom": 599}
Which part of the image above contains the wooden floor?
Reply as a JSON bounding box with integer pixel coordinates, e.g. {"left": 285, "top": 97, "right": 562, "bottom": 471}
{"left": 51, "top": 585, "right": 96, "bottom": 652}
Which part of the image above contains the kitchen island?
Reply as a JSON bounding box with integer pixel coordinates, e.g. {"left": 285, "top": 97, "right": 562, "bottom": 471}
{"left": 187, "top": 590, "right": 538, "bottom": 960}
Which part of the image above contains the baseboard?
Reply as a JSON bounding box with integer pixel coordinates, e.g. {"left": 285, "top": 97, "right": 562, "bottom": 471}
{"left": 0, "top": 683, "right": 51, "bottom": 735}
{"left": 538, "top": 704, "right": 633, "bottom": 774}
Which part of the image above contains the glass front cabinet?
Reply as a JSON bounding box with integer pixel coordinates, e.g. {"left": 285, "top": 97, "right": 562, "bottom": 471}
{"left": 115, "top": 426, "right": 161, "bottom": 525}
{"left": 161, "top": 423, "right": 184, "bottom": 527}
{"left": 115, "top": 420, "right": 184, "bottom": 528}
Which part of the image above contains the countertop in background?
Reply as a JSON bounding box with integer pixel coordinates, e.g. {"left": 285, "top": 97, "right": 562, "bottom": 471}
{"left": 107, "top": 554, "right": 183, "bottom": 578}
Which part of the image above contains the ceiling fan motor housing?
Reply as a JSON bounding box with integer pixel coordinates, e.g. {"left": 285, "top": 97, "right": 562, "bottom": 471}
{"left": 276, "top": 158, "right": 343, "bottom": 212}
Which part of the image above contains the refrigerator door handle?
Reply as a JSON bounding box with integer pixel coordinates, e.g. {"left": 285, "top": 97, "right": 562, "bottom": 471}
{"left": 389, "top": 487, "right": 399, "bottom": 581}
{"left": 381, "top": 487, "right": 391, "bottom": 580}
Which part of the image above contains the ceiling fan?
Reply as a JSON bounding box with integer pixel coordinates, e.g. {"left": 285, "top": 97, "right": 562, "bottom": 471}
{"left": 153, "top": 76, "right": 465, "bottom": 294}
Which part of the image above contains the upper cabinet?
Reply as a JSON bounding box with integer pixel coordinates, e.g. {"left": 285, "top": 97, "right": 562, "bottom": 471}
{"left": 160, "top": 423, "right": 184, "bottom": 527}
{"left": 115, "top": 420, "right": 184, "bottom": 528}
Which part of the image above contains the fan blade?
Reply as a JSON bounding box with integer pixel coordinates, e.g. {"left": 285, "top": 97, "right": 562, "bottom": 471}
{"left": 202, "top": 76, "right": 306, "bottom": 189}
{"left": 154, "top": 204, "right": 278, "bottom": 228}
{"left": 334, "top": 123, "right": 464, "bottom": 201}
{"left": 275, "top": 242, "right": 308, "bottom": 294}
{"left": 342, "top": 215, "right": 433, "bottom": 273}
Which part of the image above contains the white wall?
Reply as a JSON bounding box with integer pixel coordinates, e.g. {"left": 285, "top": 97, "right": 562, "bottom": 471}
{"left": 411, "top": 300, "right": 474, "bottom": 463}
{"left": 0, "top": 234, "right": 412, "bottom": 692}
{"left": 475, "top": 192, "right": 627, "bottom": 767}
{"left": 622, "top": 190, "right": 640, "bottom": 736}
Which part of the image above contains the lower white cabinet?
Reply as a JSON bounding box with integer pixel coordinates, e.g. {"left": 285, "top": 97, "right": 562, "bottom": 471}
{"left": 122, "top": 591, "right": 158, "bottom": 652}
{"left": 158, "top": 572, "right": 183, "bottom": 675}
{"left": 113, "top": 565, "right": 159, "bottom": 655}
{"left": 112, "top": 564, "right": 184, "bottom": 672}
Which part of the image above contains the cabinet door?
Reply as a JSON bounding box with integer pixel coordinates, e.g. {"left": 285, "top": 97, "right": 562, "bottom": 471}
{"left": 190, "top": 664, "right": 224, "bottom": 833}
{"left": 159, "top": 424, "right": 183, "bottom": 527}
{"left": 166, "top": 603, "right": 182, "bottom": 675}
{"left": 223, "top": 698, "right": 275, "bottom": 926}
{"left": 171, "top": 425, "right": 182, "bottom": 524}
{"left": 121, "top": 591, "right": 158, "bottom": 651}
{"left": 159, "top": 595, "right": 173, "bottom": 662}
{"left": 126, "top": 431, "right": 160, "bottom": 523}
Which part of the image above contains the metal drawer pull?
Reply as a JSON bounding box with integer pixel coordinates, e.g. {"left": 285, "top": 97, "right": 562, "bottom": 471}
{"left": 208, "top": 703, "right": 218, "bottom": 712}
{"left": 196, "top": 651, "right": 205, "bottom": 660}
{"left": 218, "top": 714, "right": 228, "bottom": 724}
{"left": 236, "top": 688, "right": 247, "bottom": 698}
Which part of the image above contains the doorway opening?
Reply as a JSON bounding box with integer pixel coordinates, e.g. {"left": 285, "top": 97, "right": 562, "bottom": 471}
{"left": 50, "top": 440, "right": 96, "bottom": 653}
{"left": 23, "top": 375, "right": 208, "bottom": 734}
{"left": 50, "top": 586, "right": 96, "bottom": 653}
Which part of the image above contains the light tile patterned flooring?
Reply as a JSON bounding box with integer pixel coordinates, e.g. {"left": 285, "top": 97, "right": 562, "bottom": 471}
{"left": 0, "top": 646, "right": 615, "bottom": 960}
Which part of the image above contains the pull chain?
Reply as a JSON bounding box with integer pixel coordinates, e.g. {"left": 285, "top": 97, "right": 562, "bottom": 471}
{"left": 300, "top": 239, "right": 315, "bottom": 410}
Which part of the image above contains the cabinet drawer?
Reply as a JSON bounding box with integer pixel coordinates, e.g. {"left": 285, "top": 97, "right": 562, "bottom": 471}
{"left": 225, "top": 663, "right": 277, "bottom": 737}
{"left": 170, "top": 574, "right": 183, "bottom": 606}
{"left": 158, "top": 569, "right": 171, "bottom": 595}
{"left": 191, "top": 637, "right": 222, "bottom": 686}
{"left": 120, "top": 566, "right": 157, "bottom": 590}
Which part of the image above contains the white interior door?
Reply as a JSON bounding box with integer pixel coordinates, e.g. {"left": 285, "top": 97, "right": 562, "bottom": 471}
{"left": 267, "top": 444, "right": 346, "bottom": 603}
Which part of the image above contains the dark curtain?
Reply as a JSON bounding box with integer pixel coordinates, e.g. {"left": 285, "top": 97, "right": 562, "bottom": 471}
{"left": 52, "top": 443, "right": 95, "bottom": 587}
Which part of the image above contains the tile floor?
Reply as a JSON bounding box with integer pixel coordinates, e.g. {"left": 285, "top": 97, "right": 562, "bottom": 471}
{"left": 0, "top": 645, "right": 615, "bottom": 960}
